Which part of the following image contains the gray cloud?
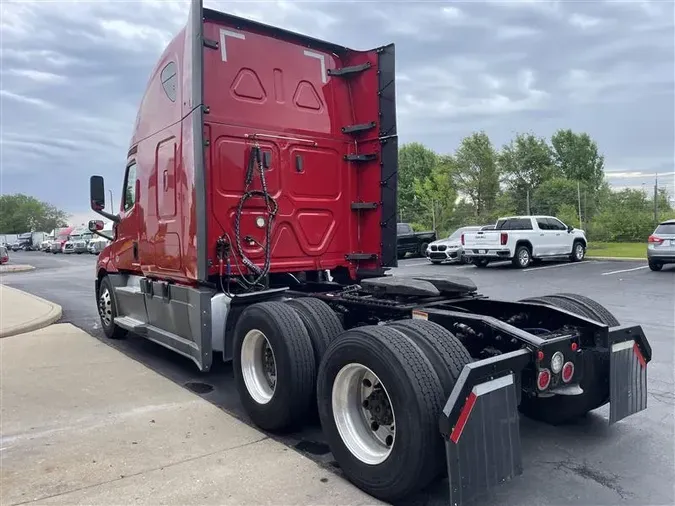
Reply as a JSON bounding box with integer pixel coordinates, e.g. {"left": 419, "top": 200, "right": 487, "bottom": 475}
{"left": 1, "top": 0, "right": 673, "bottom": 222}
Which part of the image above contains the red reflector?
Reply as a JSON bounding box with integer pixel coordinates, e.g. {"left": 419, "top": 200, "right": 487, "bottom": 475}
{"left": 561, "top": 362, "right": 574, "bottom": 383}
{"left": 648, "top": 235, "right": 664, "bottom": 244}
{"left": 461, "top": 233, "right": 465, "bottom": 245}
{"left": 500, "top": 232, "right": 508, "bottom": 246}
{"left": 537, "top": 350, "right": 544, "bottom": 361}
{"left": 633, "top": 342, "right": 647, "bottom": 368}
{"left": 450, "top": 392, "right": 477, "bottom": 444}
{"left": 571, "top": 342, "right": 578, "bottom": 352}
{"left": 537, "top": 369, "right": 551, "bottom": 390}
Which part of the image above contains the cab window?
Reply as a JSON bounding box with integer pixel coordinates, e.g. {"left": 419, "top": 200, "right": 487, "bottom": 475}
{"left": 547, "top": 218, "right": 567, "bottom": 231}
{"left": 123, "top": 162, "right": 137, "bottom": 211}
{"left": 536, "top": 218, "right": 551, "bottom": 230}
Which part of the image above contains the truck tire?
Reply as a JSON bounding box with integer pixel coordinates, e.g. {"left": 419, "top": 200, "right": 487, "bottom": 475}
{"left": 317, "top": 325, "right": 445, "bottom": 502}
{"left": 233, "top": 301, "right": 316, "bottom": 432}
{"left": 386, "top": 319, "right": 471, "bottom": 397}
{"left": 285, "top": 297, "right": 343, "bottom": 365}
{"left": 97, "top": 276, "right": 128, "bottom": 340}
{"left": 521, "top": 293, "right": 619, "bottom": 327}
{"left": 517, "top": 293, "right": 617, "bottom": 424}
{"left": 549, "top": 293, "right": 620, "bottom": 327}
{"left": 474, "top": 258, "right": 489, "bottom": 268}
{"left": 512, "top": 244, "right": 531, "bottom": 268}
{"left": 570, "top": 240, "right": 585, "bottom": 262}
{"left": 419, "top": 242, "right": 429, "bottom": 257}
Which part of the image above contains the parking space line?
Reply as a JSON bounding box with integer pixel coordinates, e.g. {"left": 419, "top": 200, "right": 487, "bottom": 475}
{"left": 601, "top": 265, "right": 649, "bottom": 276}
{"left": 523, "top": 261, "right": 591, "bottom": 272}
{"left": 400, "top": 261, "right": 431, "bottom": 267}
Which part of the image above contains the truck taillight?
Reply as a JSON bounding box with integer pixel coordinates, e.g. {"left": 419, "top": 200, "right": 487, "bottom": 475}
{"left": 648, "top": 235, "right": 663, "bottom": 244}
{"left": 500, "top": 232, "right": 508, "bottom": 245}
{"left": 461, "top": 233, "right": 465, "bottom": 245}
{"left": 537, "top": 369, "right": 551, "bottom": 390}
{"left": 561, "top": 362, "right": 574, "bottom": 383}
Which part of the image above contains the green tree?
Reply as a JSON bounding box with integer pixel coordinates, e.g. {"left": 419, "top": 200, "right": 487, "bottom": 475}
{"left": 550, "top": 129, "right": 605, "bottom": 192}
{"left": 412, "top": 154, "right": 457, "bottom": 233}
{"left": 453, "top": 131, "right": 499, "bottom": 218}
{"left": 398, "top": 142, "right": 438, "bottom": 221}
{"left": 498, "top": 133, "right": 556, "bottom": 214}
{"left": 0, "top": 194, "right": 69, "bottom": 233}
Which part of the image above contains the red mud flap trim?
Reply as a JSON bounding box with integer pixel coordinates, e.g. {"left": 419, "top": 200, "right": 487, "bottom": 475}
{"left": 441, "top": 349, "right": 530, "bottom": 506}
{"left": 610, "top": 338, "right": 648, "bottom": 424}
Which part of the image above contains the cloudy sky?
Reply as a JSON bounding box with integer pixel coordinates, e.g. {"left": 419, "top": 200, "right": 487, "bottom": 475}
{"left": 1, "top": 0, "right": 673, "bottom": 225}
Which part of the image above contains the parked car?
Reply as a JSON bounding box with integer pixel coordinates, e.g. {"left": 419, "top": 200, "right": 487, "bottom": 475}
{"left": 647, "top": 218, "right": 675, "bottom": 271}
{"left": 0, "top": 245, "right": 9, "bottom": 264}
{"left": 462, "top": 215, "right": 587, "bottom": 269}
{"left": 426, "top": 225, "right": 488, "bottom": 264}
{"left": 396, "top": 222, "right": 437, "bottom": 258}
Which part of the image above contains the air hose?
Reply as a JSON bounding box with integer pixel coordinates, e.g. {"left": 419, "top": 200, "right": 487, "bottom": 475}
{"left": 233, "top": 144, "right": 278, "bottom": 288}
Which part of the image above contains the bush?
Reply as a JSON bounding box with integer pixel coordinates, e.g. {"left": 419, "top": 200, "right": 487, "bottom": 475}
{"left": 589, "top": 209, "right": 655, "bottom": 242}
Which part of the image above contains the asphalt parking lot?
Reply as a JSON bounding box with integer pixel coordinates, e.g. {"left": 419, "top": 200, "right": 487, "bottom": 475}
{"left": 3, "top": 251, "right": 674, "bottom": 506}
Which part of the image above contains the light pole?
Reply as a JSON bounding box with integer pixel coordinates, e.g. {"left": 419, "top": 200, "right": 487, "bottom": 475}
{"left": 109, "top": 190, "right": 114, "bottom": 213}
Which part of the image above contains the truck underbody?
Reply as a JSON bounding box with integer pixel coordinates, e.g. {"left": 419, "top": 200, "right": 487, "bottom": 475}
{"left": 88, "top": 1, "right": 652, "bottom": 504}
{"left": 94, "top": 268, "right": 650, "bottom": 504}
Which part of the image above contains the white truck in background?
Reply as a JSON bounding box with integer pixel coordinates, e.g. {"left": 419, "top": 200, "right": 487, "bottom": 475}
{"left": 461, "top": 215, "right": 587, "bottom": 268}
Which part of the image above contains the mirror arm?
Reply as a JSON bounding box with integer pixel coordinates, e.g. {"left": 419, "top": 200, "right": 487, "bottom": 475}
{"left": 94, "top": 231, "right": 114, "bottom": 241}
{"left": 94, "top": 209, "right": 120, "bottom": 223}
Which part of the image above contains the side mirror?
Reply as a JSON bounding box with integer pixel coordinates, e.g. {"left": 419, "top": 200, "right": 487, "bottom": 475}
{"left": 90, "top": 176, "right": 106, "bottom": 211}
{"left": 567, "top": 225, "right": 574, "bottom": 232}
{"left": 88, "top": 220, "right": 104, "bottom": 232}
{"left": 89, "top": 175, "right": 120, "bottom": 223}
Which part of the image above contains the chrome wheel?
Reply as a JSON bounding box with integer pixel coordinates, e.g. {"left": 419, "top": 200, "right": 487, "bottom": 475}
{"left": 574, "top": 243, "right": 585, "bottom": 260}
{"left": 518, "top": 248, "right": 530, "bottom": 267}
{"left": 98, "top": 287, "right": 113, "bottom": 327}
{"left": 332, "top": 363, "right": 396, "bottom": 465}
{"left": 240, "top": 329, "right": 277, "bottom": 404}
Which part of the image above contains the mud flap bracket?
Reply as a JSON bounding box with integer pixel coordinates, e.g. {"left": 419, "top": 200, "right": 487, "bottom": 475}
{"left": 441, "top": 348, "right": 531, "bottom": 506}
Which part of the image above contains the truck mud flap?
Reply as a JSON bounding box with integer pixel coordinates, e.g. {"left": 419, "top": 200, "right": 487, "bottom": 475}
{"left": 609, "top": 326, "right": 651, "bottom": 424}
{"left": 440, "top": 349, "right": 530, "bottom": 506}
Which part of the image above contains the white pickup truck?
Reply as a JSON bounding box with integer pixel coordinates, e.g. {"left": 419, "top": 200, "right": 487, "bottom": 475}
{"left": 461, "top": 215, "right": 587, "bottom": 268}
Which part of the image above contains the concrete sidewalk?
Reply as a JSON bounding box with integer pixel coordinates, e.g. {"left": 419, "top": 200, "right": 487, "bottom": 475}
{"left": 0, "top": 322, "right": 381, "bottom": 505}
{"left": 0, "top": 264, "right": 36, "bottom": 274}
{"left": 0, "top": 283, "right": 62, "bottom": 338}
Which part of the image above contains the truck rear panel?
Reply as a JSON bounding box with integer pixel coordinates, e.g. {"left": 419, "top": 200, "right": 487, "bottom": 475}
{"left": 201, "top": 9, "right": 397, "bottom": 281}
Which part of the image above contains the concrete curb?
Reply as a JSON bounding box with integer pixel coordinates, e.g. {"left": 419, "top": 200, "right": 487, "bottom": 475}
{"left": 0, "top": 264, "right": 36, "bottom": 273}
{"left": 0, "top": 284, "right": 63, "bottom": 338}
{"left": 586, "top": 256, "right": 646, "bottom": 262}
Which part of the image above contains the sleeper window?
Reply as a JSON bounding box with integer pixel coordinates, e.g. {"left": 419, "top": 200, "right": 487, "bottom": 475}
{"left": 160, "top": 62, "right": 177, "bottom": 102}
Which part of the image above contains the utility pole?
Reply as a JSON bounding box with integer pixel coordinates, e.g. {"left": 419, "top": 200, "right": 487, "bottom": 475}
{"left": 109, "top": 190, "right": 114, "bottom": 213}
{"left": 577, "top": 181, "right": 583, "bottom": 229}
{"left": 431, "top": 199, "right": 436, "bottom": 232}
{"left": 526, "top": 188, "right": 531, "bottom": 215}
{"left": 654, "top": 173, "right": 658, "bottom": 225}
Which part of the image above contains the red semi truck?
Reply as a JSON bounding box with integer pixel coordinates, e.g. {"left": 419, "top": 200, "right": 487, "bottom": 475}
{"left": 88, "top": 1, "right": 651, "bottom": 504}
